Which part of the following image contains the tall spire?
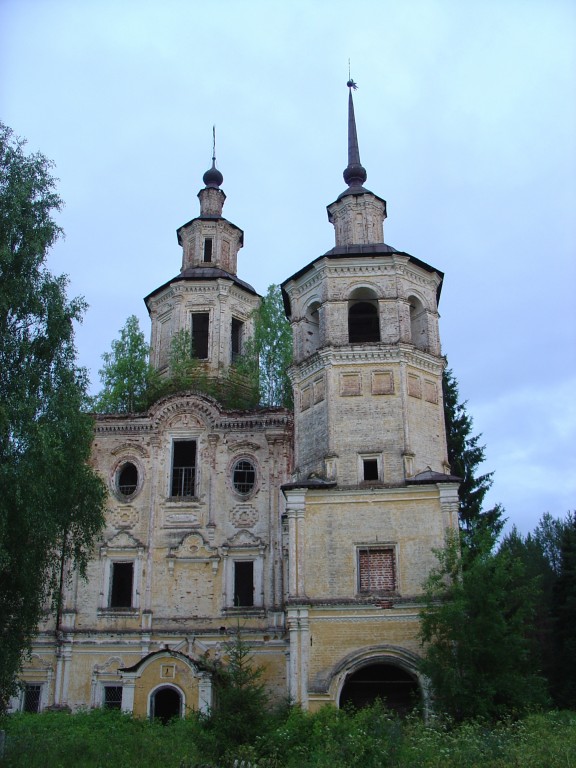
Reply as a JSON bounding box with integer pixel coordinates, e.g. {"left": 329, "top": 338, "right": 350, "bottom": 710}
{"left": 343, "top": 78, "right": 367, "bottom": 188}
{"left": 203, "top": 125, "right": 224, "bottom": 189}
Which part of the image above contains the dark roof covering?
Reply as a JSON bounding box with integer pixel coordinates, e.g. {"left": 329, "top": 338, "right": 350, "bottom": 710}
{"left": 407, "top": 469, "right": 461, "bottom": 485}
{"left": 176, "top": 216, "right": 244, "bottom": 246}
{"left": 280, "top": 245, "right": 444, "bottom": 316}
{"left": 144, "top": 266, "right": 259, "bottom": 307}
{"left": 281, "top": 478, "right": 338, "bottom": 493}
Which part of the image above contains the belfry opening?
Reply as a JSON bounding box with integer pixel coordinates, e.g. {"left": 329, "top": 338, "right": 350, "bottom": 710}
{"left": 339, "top": 663, "right": 420, "bottom": 714}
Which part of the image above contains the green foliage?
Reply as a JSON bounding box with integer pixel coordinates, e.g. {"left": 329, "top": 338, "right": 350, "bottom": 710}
{"left": 205, "top": 629, "right": 272, "bottom": 761}
{"left": 93, "top": 315, "right": 156, "bottom": 413}
{"left": 552, "top": 512, "right": 576, "bottom": 708}
{"left": 2, "top": 706, "right": 575, "bottom": 768}
{"left": 419, "top": 529, "right": 549, "bottom": 722}
{"left": 243, "top": 284, "right": 293, "bottom": 408}
{"left": 498, "top": 511, "right": 576, "bottom": 708}
{"left": 442, "top": 367, "right": 504, "bottom": 549}
{"left": 0, "top": 124, "right": 106, "bottom": 708}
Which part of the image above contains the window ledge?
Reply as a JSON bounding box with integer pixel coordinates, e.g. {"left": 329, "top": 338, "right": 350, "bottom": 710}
{"left": 98, "top": 608, "right": 140, "bottom": 618}
{"left": 222, "top": 607, "right": 266, "bottom": 617}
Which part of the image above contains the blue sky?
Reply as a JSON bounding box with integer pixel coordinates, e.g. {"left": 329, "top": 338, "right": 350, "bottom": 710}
{"left": 2, "top": 0, "right": 575, "bottom": 534}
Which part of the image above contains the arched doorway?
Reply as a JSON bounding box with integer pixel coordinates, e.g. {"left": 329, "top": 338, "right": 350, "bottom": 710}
{"left": 339, "top": 663, "right": 420, "bottom": 714}
{"left": 151, "top": 686, "right": 182, "bottom": 723}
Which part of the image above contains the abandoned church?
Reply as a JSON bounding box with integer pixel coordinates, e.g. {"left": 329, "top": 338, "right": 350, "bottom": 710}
{"left": 13, "top": 83, "right": 460, "bottom": 720}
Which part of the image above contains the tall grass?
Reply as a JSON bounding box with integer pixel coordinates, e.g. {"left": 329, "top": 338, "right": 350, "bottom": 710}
{"left": 1, "top": 706, "right": 575, "bottom": 768}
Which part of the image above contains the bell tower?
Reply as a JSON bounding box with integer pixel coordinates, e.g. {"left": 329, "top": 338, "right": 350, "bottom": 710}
{"left": 282, "top": 81, "right": 450, "bottom": 486}
{"left": 145, "top": 137, "right": 259, "bottom": 377}
{"left": 281, "top": 81, "right": 459, "bottom": 711}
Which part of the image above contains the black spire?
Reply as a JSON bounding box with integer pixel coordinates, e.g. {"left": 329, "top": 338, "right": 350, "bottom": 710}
{"left": 203, "top": 125, "right": 224, "bottom": 188}
{"left": 343, "top": 79, "right": 367, "bottom": 188}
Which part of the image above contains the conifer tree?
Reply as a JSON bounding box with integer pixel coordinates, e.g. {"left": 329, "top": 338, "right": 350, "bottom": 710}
{"left": 442, "top": 367, "right": 504, "bottom": 548}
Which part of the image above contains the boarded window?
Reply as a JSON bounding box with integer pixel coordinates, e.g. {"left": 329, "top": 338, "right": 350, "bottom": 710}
{"left": 348, "top": 302, "right": 380, "bottom": 343}
{"left": 110, "top": 562, "right": 134, "bottom": 608}
{"left": 171, "top": 440, "right": 196, "bottom": 497}
{"left": 23, "top": 684, "right": 41, "bottom": 713}
{"left": 104, "top": 685, "right": 123, "bottom": 710}
{"left": 231, "top": 318, "right": 243, "bottom": 362}
{"left": 234, "top": 561, "right": 254, "bottom": 607}
{"left": 191, "top": 313, "right": 209, "bottom": 359}
{"left": 358, "top": 548, "right": 395, "bottom": 592}
{"left": 203, "top": 237, "right": 213, "bottom": 262}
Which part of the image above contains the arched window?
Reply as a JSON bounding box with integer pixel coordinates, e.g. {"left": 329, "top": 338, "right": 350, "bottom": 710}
{"left": 303, "top": 301, "right": 321, "bottom": 357}
{"left": 348, "top": 287, "right": 380, "bottom": 344}
{"left": 348, "top": 302, "right": 380, "bottom": 343}
{"left": 409, "top": 296, "right": 429, "bottom": 351}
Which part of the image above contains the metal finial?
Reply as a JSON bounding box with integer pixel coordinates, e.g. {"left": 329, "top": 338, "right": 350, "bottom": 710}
{"left": 212, "top": 125, "right": 216, "bottom": 163}
{"left": 347, "top": 61, "right": 358, "bottom": 90}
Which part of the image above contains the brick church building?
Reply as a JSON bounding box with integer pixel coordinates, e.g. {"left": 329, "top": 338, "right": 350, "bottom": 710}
{"left": 14, "top": 83, "right": 459, "bottom": 720}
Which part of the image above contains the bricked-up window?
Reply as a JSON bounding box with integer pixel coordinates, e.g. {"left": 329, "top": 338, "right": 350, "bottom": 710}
{"left": 110, "top": 562, "right": 134, "bottom": 608}
{"left": 191, "top": 312, "right": 209, "bottom": 359}
{"left": 358, "top": 548, "right": 395, "bottom": 593}
{"left": 348, "top": 302, "right": 380, "bottom": 343}
{"left": 23, "top": 684, "right": 41, "bottom": 713}
{"left": 203, "top": 237, "right": 213, "bottom": 262}
{"left": 104, "top": 685, "right": 123, "bottom": 709}
{"left": 171, "top": 440, "right": 196, "bottom": 497}
{"left": 231, "top": 318, "right": 243, "bottom": 362}
{"left": 234, "top": 561, "right": 254, "bottom": 607}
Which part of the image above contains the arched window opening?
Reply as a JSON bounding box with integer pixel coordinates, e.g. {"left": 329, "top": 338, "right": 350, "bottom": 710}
{"left": 304, "top": 301, "right": 321, "bottom": 357}
{"left": 151, "top": 686, "right": 182, "bottom": 724}
{"left": 117, "top": 462, "right": 138, "bottom": 497}
{"left": 348, "top": 302, "right": 380, "bottom": 343}
{"left": 409, "top": 297, "right": 429, "bottom": 352}
{"left": 339, "top": 663, "right": 420, "bottom": 715}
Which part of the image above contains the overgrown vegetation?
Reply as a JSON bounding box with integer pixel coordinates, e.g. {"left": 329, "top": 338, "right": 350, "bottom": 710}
{"left": 0, "top": 124, "right": 106, "bottom": 709}
{"left": 2, "top": 707, "right": 575, "bottom": 767}
{"left": 93, "top": 285, "right": 293, "bottom": 414}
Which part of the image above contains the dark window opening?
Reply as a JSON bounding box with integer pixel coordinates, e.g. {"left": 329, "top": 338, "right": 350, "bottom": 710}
{"left": 231, "top": 318, "right": 243, "bottom": 362}
{"left": 359, "top": 548, "right": 395, "bottom": 593}
{"left": 234, "top": 561, "right": 254, "bottom": 607}
{"left": 363, "top": 459, "right": 379, "bottom": 481}
{"left": 171, "top": 440, "right": 196, "bottom": 497}
{"left": 232, "top": 459, "right": 256, "bottom": 495}
{"left": 348, "top": 302, "right": 380, "bottom": 343}
{"left": 104, "top": 685, "right": 123, "bottom": 710}
{"left": 117, "top": 462, "right": 138, "bottom": 497}
{"left": 23, "top": 684, "right": 41, "bottom": 713}
{"left": 152, "top": 687, "right": 182, "bottom": 724}
{"left": 339, "top": 664, "right": 419, "bottom": 714}
{"left": 191, "top": 312, "right": 209, "bottom": 359}
{"left": 203, "top": 237, "right": 213, "bottom": 262}
{"left": 110, "top": 562, "right": 134, "bottom": 608}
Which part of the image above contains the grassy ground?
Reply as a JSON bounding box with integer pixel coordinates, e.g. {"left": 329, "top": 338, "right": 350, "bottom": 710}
{"left": 1, "top": 706, "right": 575, "bottom": 768}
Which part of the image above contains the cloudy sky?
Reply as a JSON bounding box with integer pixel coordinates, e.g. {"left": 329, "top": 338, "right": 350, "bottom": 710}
{"left": 2, "top": 0, "right": 575, "bottom": 534}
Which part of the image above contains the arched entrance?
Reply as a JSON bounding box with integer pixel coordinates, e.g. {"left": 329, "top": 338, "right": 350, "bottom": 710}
{"left": 151, "top": 686, "right": 182, "bottom": 723}
{"left": 339, "top": 663, "right": 420, "bottom": 714}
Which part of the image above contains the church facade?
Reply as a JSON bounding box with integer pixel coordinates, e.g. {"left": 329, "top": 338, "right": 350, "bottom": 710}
{"left": 14, "top": 85, "right": 459, "bottom": 720}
